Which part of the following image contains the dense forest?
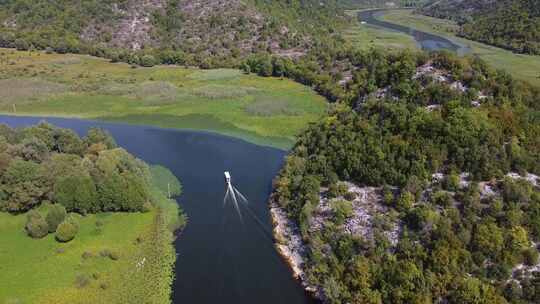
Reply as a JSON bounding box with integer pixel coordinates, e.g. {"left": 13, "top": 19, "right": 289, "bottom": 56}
{"left": 269, "top": 49, "right": 540, "bottom": 303}
{"left": 0, "top": 0, "right": 344, "bottom": 68}
{"left": 418, "top": 0, "right": 496, "bottom": 23}
{"left": 419, "top": 0, "right": 540, "bottom": 55}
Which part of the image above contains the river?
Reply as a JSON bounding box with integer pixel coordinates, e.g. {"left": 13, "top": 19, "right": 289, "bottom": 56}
{"left": 0, "top": 115, "right": 315, "bottom": 304}
{"left": 358, "top": 9, "right": 470, "bottom": 55}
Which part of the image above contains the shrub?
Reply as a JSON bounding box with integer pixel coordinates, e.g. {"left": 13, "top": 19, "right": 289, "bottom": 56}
{"left": 140, "top": 55, "right": 157, "bottom": 67}
{"left": 55, "top": 218, "right": 79, "bottom": 242}
{"left": 397, "top": 191, "right": 415, "bottom": 211}
{"left": 332, "top": 200, "right": 354, "bottom": 225}
{"left": 99, "top": 249, "right": 120, "bottom": 260}
{"left": 523, "top": 248, "right": 539, "bottom": 266}
{"left": 432, "top": 191, "right": 453, "bottom": 208}
{"left": 75, "top": 274, "right": 90, "bottom": 288}
{"left": 344, "top": 191, "right": 357, "bottom": 201}
{"left": 25, "top": 210, "right": 49, "bottom": 239}
{"left": 45, "top": 204, "right": 67, "bottom": 232}
{"left": 444, "top": 172, "right": 460, "bottom": 191}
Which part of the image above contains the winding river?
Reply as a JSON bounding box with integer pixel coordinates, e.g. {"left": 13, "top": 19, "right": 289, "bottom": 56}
{"left": 358, "top": 9, "right": 471, "bottom": 55}
{"left": 0, "top": 115, "right": 315, "bottom": 304}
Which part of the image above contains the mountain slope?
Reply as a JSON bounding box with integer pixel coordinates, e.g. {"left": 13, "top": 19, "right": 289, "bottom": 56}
{"left": 418, "top": 0, "right": 497, "bottom": 23}
{"left": 0, "top": 0, "right": 344, "bottom": 67}
{"left": 419, "top": 0, "right": 540, "bottom": 55}
{"left": 269, "top": 49, "right": 540, "bottom": 304}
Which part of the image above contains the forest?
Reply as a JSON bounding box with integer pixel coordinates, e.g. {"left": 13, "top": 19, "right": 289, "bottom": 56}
{"left": 270, "top": 49, "right": 540, "bottom": 303}
{"left": 419, "top": 0, "right": 540, "bottom": 55}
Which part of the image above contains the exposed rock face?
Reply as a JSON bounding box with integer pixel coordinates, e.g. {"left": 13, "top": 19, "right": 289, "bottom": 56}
{"left": 81, "top": 0, "right": 165, "bottom": 50}
{"left": 311, "top": 182, "right": 401, "bottom": 246}
{"left": 270, "top": 181, "right": 401, "bottom": 300}
{"left": 270, "top": 201, "right": 321, "bottom": 296}
{"left": 78, "top": 0, "right": 307, "bottom": 56}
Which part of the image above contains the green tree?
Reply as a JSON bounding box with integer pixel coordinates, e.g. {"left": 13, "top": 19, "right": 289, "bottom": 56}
{"left": 84, "top": 128, "right": 117, "bottom": 149}
{"left": 55, "top": 217, "right": 79, "bottom": 242}
{"left": 397, "top": 191, "right": 415, "bottom": 211}
{"left": 508, "top": 226, "right": 530, "bottom": 252}
{"left": 25, "top": 210, "right": 49, "bottom": 238}
{"left": 140, "top": 55, "right": 157, "bottom": 67}
{"left": 332, "top": 199, "right": 353, "bottom": 225}
{"left": 473, "top": 222, "right": 504, "bottom": 258}
{"left": 1, "top": 159, "right": 46, "bottom": 212}
{"left": 54, "top": 173, "right": 99, "bottom": 213}
{"left": 45, "top": 204, "right": 67, "bottom": 233}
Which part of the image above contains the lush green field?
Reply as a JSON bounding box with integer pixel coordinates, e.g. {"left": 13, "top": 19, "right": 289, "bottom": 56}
{"left": 379, "top": 9, "right": 540, "bottom": 87}
{"left": 344, "top": 10, "right": 418, "bottom": 50}
{"left": 0, "top": 49, "right": 327, "bottom": 149}
{"left": 0, "top": 167, "right": 183, "bottom": 304}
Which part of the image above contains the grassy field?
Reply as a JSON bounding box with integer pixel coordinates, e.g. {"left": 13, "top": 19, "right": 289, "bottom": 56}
{"left": 344, "top": 10, "right": 418, "bottom": 50}
{"left": 0, "top": 167, "right": 183, "bottom": 304}
{"left": 0, "top": 49, "right": 328, "bottom": 149}
{"left": 378, "top": 9, "right": 540, "bottom": 87}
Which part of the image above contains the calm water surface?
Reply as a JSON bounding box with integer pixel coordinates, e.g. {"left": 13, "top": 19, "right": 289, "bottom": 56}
{"left": 0, "top": 115, "right": 315, "bottom": 304}
{"left": 358, "top": 9, "right": 471, "bottom": 55}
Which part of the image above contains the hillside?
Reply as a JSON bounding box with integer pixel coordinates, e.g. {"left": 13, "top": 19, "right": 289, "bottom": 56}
{"left": 268, "top": 48, "right": 540, "bottom": 303}
{"left": 418, "top": 0, "right": 496, "bottom": 22}
{"left": 419, "top": 0, "right": 540, "bottom": 55}
{"left": 0, "top": 0, "right": 344, "bottom": 67}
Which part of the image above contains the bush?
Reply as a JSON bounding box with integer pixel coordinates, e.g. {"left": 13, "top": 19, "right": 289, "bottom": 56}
{"left": 332, "top": 200, "right": 354, "bottom": 225}
{"left": 75, "top": 274, "right": 90, "bottom": 288}
{"left": 523, "top": 248, "right": 540, "bottom": 266}
{"left": 45, "top": 204, "right": 67, "bottom": 232}
{"left": 140, "top": 55, "right": 157, "bottom": 67}
{"left": 344, "top": 191, "right": 357, "bottom": 201}
{"left": 397, "top": 191, "right": 415, "bottom": 211}
{"left": 432, "top": 191, "right": 453, "bottom": 208}
{"left": 25, "top": 210, "right": 49, "bottom": 239}
{"left": 99, "top": 248, "right": 120, "bottom": 260}
{"left": 55, "top": 218, "right": 79, "bottom": 242}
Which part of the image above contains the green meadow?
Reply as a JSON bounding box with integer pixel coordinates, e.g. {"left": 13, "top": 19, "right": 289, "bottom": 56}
{"left": 0, "top": 49, "right": 328, "bottom": 149}
{"left": 343, "top": 10, "right": 418, "bottom": 50}
{"left": 0, "top": 166, "right": 183, "bottom": 304}
{"left": 378, "top": 9, "right": 540, "bottom": 87}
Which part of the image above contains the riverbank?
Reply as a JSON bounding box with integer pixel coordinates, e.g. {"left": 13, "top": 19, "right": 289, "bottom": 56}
{"left": 0, "top": 48, "right": 327, "bottom": 149}
{"left": 378, "top": 9, "right": 540, "bottom": 87}
{"left": 269, "top": 200, "right": 323, "bottom": 299}
{"left": 343, "top": 10, "right": 418, "bottom": 50}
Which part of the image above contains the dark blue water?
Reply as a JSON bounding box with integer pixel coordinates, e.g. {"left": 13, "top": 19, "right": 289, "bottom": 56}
{"left": 0, "top": 115, "right": 314, "bottom": 304}
{"left": 358, "top": 9, "right": 471, "bottom": 55}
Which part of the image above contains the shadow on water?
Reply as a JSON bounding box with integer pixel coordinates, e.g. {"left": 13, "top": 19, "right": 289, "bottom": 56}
{"left": 0, "top": 115, "right": 317, "bottom": 304}
{"left": 358, "top": 9, "right": 471, "bottom": 55}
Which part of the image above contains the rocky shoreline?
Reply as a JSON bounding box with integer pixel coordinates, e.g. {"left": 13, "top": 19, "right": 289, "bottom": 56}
{"left": 269, "top": 200, "right": 323, "bottom": 299}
